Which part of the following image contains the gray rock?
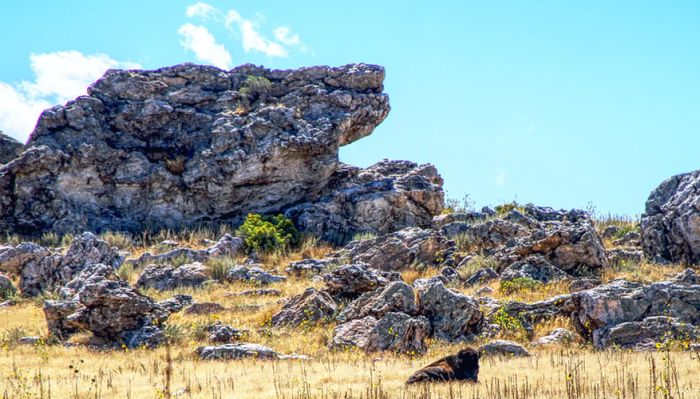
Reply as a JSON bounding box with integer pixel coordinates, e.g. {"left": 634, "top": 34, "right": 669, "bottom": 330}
{"left": 0, "top": 131, "right": 22, "bottom": 165}
{"left": 495, "top": 220, "right": 608, "bottom": 277}
{"left": 535, "top": 328, "right": 577, "bottom": 345}
{"left": 463, "top": 268, "right": 499, "bottom": 286}
{"left": 58, "top": 263, "right": 120, "bottom": 300}
{"left": 0, "top": 273, "right": 16, "bottom": 299}
{"left": 233, "top": 288, "right": 282, "bottom": 297}
{"left": 571, "top": 279, "right": 700, "bottom": 348}
{"left": 613, "top": 231, "right": 642, "bottom": 248}
{"left": 602, "top": 225, "right": 620, "bottom": 240}
{"left": 270, "top": 288, "right": 336, "bottom": 327}
{"left": 19, "top": 232, "right": 124, "bottom": 296}
{"left": 118, "top": 325, "right": 166, "bottom": 349}
{"left": 44, "top": 299, "right": 81, "bottom": 339}
{"left": 488, "top": 294, "right": 576, "bottom": 336}
{"left": 196, "top": 343, "right": 307, "bottom": 360}
{"left": 336, "top": 227, "right": 453, "bottom": 271}
{"left": 451, "top": 219, "right": 531, "bottom": 253}
{"left": 322, "top": 262, "right": 401, "bottom": 299}
{"left": 641, "top": 170, "right": 700, "bottom": 264}
{"left": 285, "top": 258, "right": 335, "bottom": 276}
{"left": 568, "top": 277, "right": 602, "bottom": 293}
{"left": 135, "top": 262, "right": 210, "bottom": 291}
{"left": 128, "top": 234, "right": 242, "bottom": 266}
{"left": 184, "top": 302, "right": 226, "bottom": 315}
{"left": 158, "top": 294, "right": 194, "bottom": 314}
{"left": 500, "top": 255, "right": 569, "bottom": 283}
{"left": 478, "top": 340, "right": 530, "bottom": 357}
{"left": 416, "top": 280, "right": 483, "bottom": 341}
{"left": 0, "top": 63, "right": 392, "bottom": 237}
{"left": 286, "top": 160, "right": 444, "bottom": 244}
{"left": 523, "top": 205, "right": 589, "bottom": 223}
{"left": 208, "top": 322, "right": 248, "bottom": 343}
{"left": 607, "top": 248, "right": 644, "bottom": 265}
{"left": 432, "top": 212, "right": 484, "bottom": 228}
{"left": 330, "top": 312, "right": 430, "bottom": 354}
{"left": 672, "top": 268, "right": 699, "bottom": 285}
{"left": 337, "top": 281, "right": 416, "bottom": 322}
{"left": 225, "top": 265, "right": 286, "bottom": 285}
{"left": 0, "top": 242, "right": 51, "bottom": 275}
{"left": 17, "top": 336, "right": 41, "bottom": 345}
{"left": 596, "top": 316, "right": 700, "bottom": 349}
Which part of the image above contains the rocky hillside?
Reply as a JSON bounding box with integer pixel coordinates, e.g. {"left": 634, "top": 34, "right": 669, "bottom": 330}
{"left": 0, "top": 130, "right": 22, "bottom": 165}
{"left": 0, "top": 63, "right": 442, "bottom": 241}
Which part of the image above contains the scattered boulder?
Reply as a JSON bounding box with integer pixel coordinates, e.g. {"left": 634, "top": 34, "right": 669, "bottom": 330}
{"left": 463, "top": 268, "right": 499, "bottom": 286}
{"left": 128, "top": 235, "right": 242, "bottom": 266}
{"left": 0, "top": 131, "right": 22, "bottom": 164}
{"left": 44, "top": 300, "right": 81, "bottom": 339}
{"left": 322, "top": 263, "right": 401, "bottom": 299}
{"left": 535, "top": 328, "right": 577, "bottom": 346}
{"left": 0, "top": 63, "right": 391, "bottom": 236}
{"left": 0, "top": 242, "right": 51, "bottom": 275}
{"left": 336, "top": 227, "right": 452, "bottom": 271}
{"left": 672, "top": 268, "right": 698, "bottom": 285}
{"left": 406, "top": 348, "right": 480, "bottom": 384}
{"left": 225, "top": 265, "right": 286, "bottom": 285}
{"left": 500, "top": 255, "right": 569, "bottom": 283}
{"left": 270, "top": 288, "right": 336, "bottom": 327}
{"left": 208, "top": 322, "right": 248, "bottom": 343}
{"left": 607, "top": 248, "right": 644, "bottom": 265}
{"left": 612, "top": 231, "right": 642, "bottom": 248}
{"left": 449, "top": 219, "right": 530, "bottom": 252}
{"left": 286, "top": 160, "right": 444, "bottom": 244}
{"left": 58, "top": 263, "right": 120, "bottom": 299}
{"left": 158, "top": 294, "right": 194, "bottom": 314}
{"left": 136, "top": 262, "right": 210, "bottom": 291}
{"left": 196, "top": 343, "right": 307, "bottom": 360}
{"left": 478, "top": 340, "right": 530, "bottom": 357}
{"left": 331, "top": 312, "right": 430, "bottom": 354}
{"left": 337, "top": 281, "right": 416, "bottom": 322}
{"left": 184, "top": 302, "right": 226, "bottom": 315}
{"left": 19, "top": 233, "right": 124, "bottom": 296}
{"left": 285, "top": 258, "right": 335, "bottom": 276}
{"left": 0, "top": 273, "right": 16, "bottom": 298}
{"left": 641, "top": 170, "right": 700, "bottom": 264}
{"left": 417, "top": 280, "right": 483, "bottom": 341}
{"left": 232, "top": 288, "right": 282, "bottom": 297}
{"left": 488, "top": 295, "right": 576, "bottom": 336}
{"left": 17, "top": 336, "right": 41, "bottom": 345}
{"left": 596, "top": 316, "right": 700, "bottom": 349}
{"left": 119, "top": 325, "right": 166, "bottom": 349}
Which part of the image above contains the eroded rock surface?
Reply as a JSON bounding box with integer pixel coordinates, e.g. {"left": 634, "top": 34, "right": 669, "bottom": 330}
{"left": 0, "top": 131, "right": 22, "bottom": 164}
{"left": 330, "top": 312, "right": 430, "bottom": 354}
{"left": 136, "top": 262, "right": 210, "bottom": 291}
{"left": 270, "top": 288, "right": 336, "bottom": 327}
{"left": 322, "top": 262, "right": 401, "bottom": 300}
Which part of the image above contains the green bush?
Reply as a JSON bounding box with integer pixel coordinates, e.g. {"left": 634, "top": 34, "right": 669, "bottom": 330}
{"left": 239, "top": 213, "right": 300, "bottom": 254}
{"left": 239, "top": 75, "right": 272, "bottom": 98}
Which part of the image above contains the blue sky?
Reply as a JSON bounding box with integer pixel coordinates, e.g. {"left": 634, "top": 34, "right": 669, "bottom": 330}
{"left": 1, "top": 1, "right": 699, "bottom": 216}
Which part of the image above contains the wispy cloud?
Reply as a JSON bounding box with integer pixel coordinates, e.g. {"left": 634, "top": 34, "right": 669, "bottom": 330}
{"left": 178, "top": 23, "right": 232, "bottom": 69}
{"left": 181, "top": 2, "right": 305, "bottom": 60}
{"left": 0, "top": 51, "right": 139, "bottom": 143}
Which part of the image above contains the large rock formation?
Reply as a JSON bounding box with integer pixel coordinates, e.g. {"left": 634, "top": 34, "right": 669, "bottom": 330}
{"left": 0, "top": 131, "right": 22, "bottom": 165}
{"left": 642, "top": 170, "right": 700, "bottom": 264}
{"left": 0, "top": 63, "right": 443, "bottom": 238}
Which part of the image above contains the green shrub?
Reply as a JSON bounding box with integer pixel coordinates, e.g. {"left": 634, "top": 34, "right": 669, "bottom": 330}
{"left": 239, "top": 213, "right": 300, "bottom": 254}
{"left": 239, "top": 75, "right": 272, "bottom": 98}
{"left": 494, "top": 201, "right": 525, "bottom": 216}
{"left": 499, "top": 277, "right": 542, "bottom": 294}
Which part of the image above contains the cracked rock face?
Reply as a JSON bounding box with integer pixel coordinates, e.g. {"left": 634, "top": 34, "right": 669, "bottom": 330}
{"left": 642, "top": 170, "right": 700, "bottom": 264}
{"left": 0, "top": 131, "right": 22, "bottom": 165}
{"left": 0, "top": 63, "right": 392, "bottom": 235}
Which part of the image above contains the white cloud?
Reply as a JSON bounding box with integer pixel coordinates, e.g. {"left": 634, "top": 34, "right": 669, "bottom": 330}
{"left": 495, "top": 172, "right": 507, "bottom": 187}
{"left": 185, "top": 1, "right": 220, "bottom": 19}
{"left": 273, "top": 26, "right": 301, "bottom": 46}
{"left": 0, "top": 51, "right": 140, "bottom": 143}
{"left": 186, "top": 3, "right": 305, "bottom": 58}
{"left": 178, "top": 23, "right": 232, "bottom": 69}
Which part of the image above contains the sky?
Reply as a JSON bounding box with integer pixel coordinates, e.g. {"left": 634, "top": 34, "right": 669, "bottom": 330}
{"left": 1, "top": 1, "right": 699, "bottom": 216}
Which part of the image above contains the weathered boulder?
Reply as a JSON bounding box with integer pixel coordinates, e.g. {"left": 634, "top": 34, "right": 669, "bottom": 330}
{"left": 0, "top": 131, "right": 22, "bottom": 165}
{"left": 225, "top": 265, "right": 286, "bottom": 285}
{"left": 571, "top": 279, "right": 700, "bottom": 348}
{"left": 136, "top": 262, "right": 210, "bottom": 291}
{"left": 337, "top": 281, "right": 416, "bottom": 322}
{"left": 495, "top": 221, "right": 608, "bottom": 277}
{"left": 285, "top": 258, "right": 335, "bottom": 276}
{"left": 184, "top": 302, "right": 225, "bottom": 315}
{"left": 596, "top": 316, "right": 700, "bottom": 349}
{"left": 322, "top": 262, "right": 401, "bottom": 299}
{"left": 44, "top": 299, "right": 81, "bottom": 339}
{"left": 336, "top": 227, "right": 453, "bottom": 271}
{"left": 58, "top": 263, "right": 119, "bottom": 299}
{"left": 157, "top": 294, "right": 193, "bottom": 314}
{"left": 568, "top": 277, "right": 602, "bottom": 293}
{"left": 128, "top": 234, "right": 242, "bottom": 266}
{"left": 19, "top": 232, "right": 124, "bottom": 296}
{"left": 270, "top": 288, "right": 336, "bottom": 327}
{"left": 672, "top": 268, "right": 698, "bottom": 285}
{"left": 416, "top": 280, "right": 483, "bottom": 341}
{"left": 287, "top": 160, "right": 444, "bottom": 244}
{"left": 487, "top": 294, "right": 576, "bottom": 336}
{"left": 478, "top": 340, "right": 530, "bottom": 357}
{"left": 0, "top": 273, "right": 16, "bottom": 298}
{"left": 0, "top": 63, "right": 393, "bottom": 236}
{"left": 607, "top": 248, "right": 644, "bottom": 265}
{"left": 0, "top": 242, "right": 51, "bottom": 275}
{"left": 207, "top": 322, "right": 248, "bottom": 343}
{"left": 463, "top": 268, "right": 499, "bottom": 286}
{"left": 641, "top": 170, "right": 700, "bottom": 264}
{"left": 602, "top": 225, "right": 620, "bottom": 240}
{"left": 535, "top": 328, "right": 577, "bottom": 346}
{"left": 196, "top": 343, "right": 307, "bottom": 360}
{"left": 449, "top": 219, "right": 530, "bottom": 252}
{"left": 500, "top": 255, "right": 569, "bottom": 283}
{"left": 613, "top": 231, "right": 641, "bottom": 248}
{"left": 330, "top": 312, "right": 430, "bottom": 354}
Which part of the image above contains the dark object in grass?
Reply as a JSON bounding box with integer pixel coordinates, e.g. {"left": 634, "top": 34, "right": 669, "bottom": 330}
{"left": 406, "top": 347, "right": 479, "bottom": 384}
